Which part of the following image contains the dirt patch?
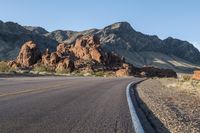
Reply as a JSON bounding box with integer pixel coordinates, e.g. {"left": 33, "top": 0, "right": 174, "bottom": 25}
{"left": 136, "top": 78, "right": 200, "bottom": 133}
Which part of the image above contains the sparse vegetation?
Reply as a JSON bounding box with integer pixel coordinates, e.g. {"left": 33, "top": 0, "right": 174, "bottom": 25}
{"left": 0, "top": 62, "right": 115, "bottom": 77}
{"left": 56, "top": 68, "right": 70, "bottom": 74}
{"left": 33, "top": 64, "right": 55, "bottom": 73}
{"left": 0, "top": 61, "right": 10, "bottom": 72}
{"left": 91, "top": 71, "right": 115, "bottom": 77}
{"left": 137, "top": 78, "right": 200, "bottom": 133}
{"left": 176, "top": 75, "right": 200, "bottom": 89}
{"left": 181, "top": 75, "right": 191, "bottom": 81}
{"left": 92, "top": 71, "right": 105, "bottom": 77}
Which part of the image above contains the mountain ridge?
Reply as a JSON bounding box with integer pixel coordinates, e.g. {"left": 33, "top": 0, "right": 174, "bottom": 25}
{"left": 0, "top": 20, "right": 199, "bottom": 73}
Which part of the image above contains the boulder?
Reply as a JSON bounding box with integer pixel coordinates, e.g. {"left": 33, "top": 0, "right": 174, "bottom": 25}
{"left": 56, "top": 43, "right": 70, "bottom": 57}
{"left": 116, "top": 69, "right": 130, "bottom": 77}
{"left": 41, "top": 49, "right": 50, "bottom": 65}
{"left": 86, "top": 35, "right": 100, "bottom": 46}
{"left": 115, "top": 63, "right": 133, "bottom": 77}
{"left": 192, "top": 70, "right": 200, "bottom": 80}
{"left": 50, "top": 52, "right": 59, "bottom": 65}
{"left": 16, "top": 41, "right": 41, "bottom": 67}
{"left": 55, "top": 58, "right": 74, "bottom": 73}
{"left": 89, "top": 47, "right": 102, "bottom": 63}
{"left": 71, "top": 35, "right": 102, "bottom": 63}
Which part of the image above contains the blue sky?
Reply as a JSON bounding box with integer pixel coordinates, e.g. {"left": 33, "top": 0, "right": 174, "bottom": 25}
{"left": 0, "top": 0, "right": 200, "bottom": 49}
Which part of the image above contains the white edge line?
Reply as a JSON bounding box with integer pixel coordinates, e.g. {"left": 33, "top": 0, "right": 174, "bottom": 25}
{"left": 126, "top": 81, "right": 145, "bottom": 133}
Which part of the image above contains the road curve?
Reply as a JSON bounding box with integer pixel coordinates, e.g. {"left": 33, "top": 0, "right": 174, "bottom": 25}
{"left": 0, "top": 76, "right": 142, "bottom": 133}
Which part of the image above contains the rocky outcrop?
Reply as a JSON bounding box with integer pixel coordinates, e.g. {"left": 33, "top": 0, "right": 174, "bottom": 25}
{"left": 16, "top": 41, "right": 41, "bottom": 67}
{"left": 55, "top": 58, "right": 74, "bottom": 73}
{"left": 116, "top": 63, "right": 133, "bottom": 77}
{"left": 39, "top": 41, "right": 75, "bottom": 73}
{"left": 24, "top": 26, "right": 48, "bottom": 34}
{"left": 44, "top": 22, "right": 200, "bottom": 72}
{"left": 41, "top": 49, "right": 51, "bottom": 66}
{"left": 0, "top": 21, "right": 57, "bottom": 60}
{"left": 71, "top": 35, "right": 102, "bottom": 63}
{"left": 49, "top": 52, "right": 59, "bottom": 65}
{"left": 56, "top": 43, "right": 71, "bottom": 57}
{"left": 13, "top": 35, "right": 129, "bottom": 75}
{"left": 139, "top": 67, "right": 177, "bottom": 78}
{"left": 10, "top": 35, "right": 177, "bottom": 78}
{"left": 7, "top": 60, "right": 19, "bottom": 69}
{"left": 192, "top": 70, "right": 200, "bottom": 80}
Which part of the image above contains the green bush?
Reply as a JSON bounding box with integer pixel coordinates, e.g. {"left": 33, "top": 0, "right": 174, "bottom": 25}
{"left": 0, "top": 61, "right": 10, "bottom": 72}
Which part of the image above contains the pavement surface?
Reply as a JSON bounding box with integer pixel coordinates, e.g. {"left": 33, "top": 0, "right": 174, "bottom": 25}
{"left": 0, "top": 76, "right": 142, "bottom": 133}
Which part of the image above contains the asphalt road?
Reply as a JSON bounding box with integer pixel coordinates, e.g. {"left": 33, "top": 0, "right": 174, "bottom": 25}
{"left": 0, "top": 76, "right": 142, "bottom": 133}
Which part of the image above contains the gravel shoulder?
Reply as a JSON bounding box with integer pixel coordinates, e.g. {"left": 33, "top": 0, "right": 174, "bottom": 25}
{"left": 136, "top": 78, "right": 200, "bottom": 133}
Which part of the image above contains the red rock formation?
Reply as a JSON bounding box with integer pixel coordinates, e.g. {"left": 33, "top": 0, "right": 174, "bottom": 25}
{"left": 7, "top": 60, "right": 19, "bottom": 69}
{"left": 13, "top": 35, "right": 177, "bottom": 78}
{"left": 89, "top": 48, "right": 102, "bottom": 63}
{"left": 115, "top": 63, "right": 133, "bottom": 77}
{"left": 16, "top": 41, "right": 41, "bottom": 67}
{"left": 41, "top": 49, "right": 50, "bottom": 65}
{"left": 116, "top": 69, "right": 130, "bottom": 77}
{"left": 55, "top": 58, "right": 74, "bottom": 72}
{"left": 192, "top": 70, "right": 200, "bottom": 80}
{"left": 71, "top": 35, "right": 102, "bottom": 63}
{"left": 56, "top": 43, "right": 71, "bottom": 57}
{"left": 50, "top": 52, "right": 59, "bottom": 65}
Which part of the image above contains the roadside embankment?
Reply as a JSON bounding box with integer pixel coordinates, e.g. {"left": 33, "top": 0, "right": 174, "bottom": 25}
{"left": 136, "top": 78, "right": 200, "bottom": 133}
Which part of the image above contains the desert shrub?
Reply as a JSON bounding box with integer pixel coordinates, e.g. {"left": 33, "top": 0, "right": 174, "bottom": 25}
{"left": 104, "top": 71, "right": 115, "bottom": 77}
{"left": 76, "top": 72, "right": 84, "bottom": 76}
{"left": 182, "top": 75, "right": 191, "bottom": 81}
{"left": 33, "top": 64, "right": 54, "bottom": 73}
{"left": 71, "top": 70, "right": 84, "bottom": 76}
{"left": 56, "top": 68, "right": 70, "bottom": 74}
{"left": 85, "top": 59, "right": 94, "bottom": 65}
{"left": 93, "top": 71, "right": 105, "bottom": 77}
{"left": 190, "top": 80, "right": 200, "bottom": 88}
{"left": 0, "top": 61, "right": 10, "bottom": 72}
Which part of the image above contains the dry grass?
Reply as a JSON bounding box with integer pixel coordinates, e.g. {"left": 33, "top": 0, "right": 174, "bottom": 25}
{"left": 0, "top": 61, "right": 10, "bottom": 72}
{"left": 137, "top": 78, "right": 200, "bottom": 133}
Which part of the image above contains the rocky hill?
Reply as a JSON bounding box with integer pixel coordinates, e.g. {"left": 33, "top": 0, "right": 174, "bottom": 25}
{"left": 45, "top": 22, "right": 200, "bottom": 72}
{"left": 0, "top": 20, "right": 200, "bottom": 72}
{"left": 24, "top": 26, "right": 48, "bottom": 34}
{"left": 7, "top": 35, "right": 177, "bottom": 78}
{"left": 0, "top": 21, "right": 57, "bottom": 60}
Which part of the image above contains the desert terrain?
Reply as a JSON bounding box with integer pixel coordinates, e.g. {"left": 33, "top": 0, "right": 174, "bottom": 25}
{"left": 136, "top": 77, "right": 200, "bottom": 133}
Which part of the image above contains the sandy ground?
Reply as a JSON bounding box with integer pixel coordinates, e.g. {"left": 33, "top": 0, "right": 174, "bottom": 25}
{"left": 136, "top": 78, "right": 200, "bottom": 133}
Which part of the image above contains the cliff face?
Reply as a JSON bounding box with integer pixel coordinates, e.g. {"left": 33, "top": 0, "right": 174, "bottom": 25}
{"left": 0, "top": 20, "right": 200, "bottom": 72}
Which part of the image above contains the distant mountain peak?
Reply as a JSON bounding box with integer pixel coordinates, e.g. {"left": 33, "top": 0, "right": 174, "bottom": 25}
{"left": 24, "top": 26, "right": 49, "bottom": 34}
{"left": 104, "top": 21, "right": 134, "bottom": 31}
